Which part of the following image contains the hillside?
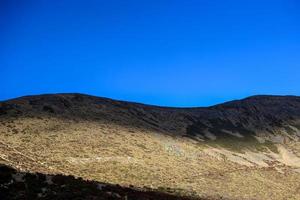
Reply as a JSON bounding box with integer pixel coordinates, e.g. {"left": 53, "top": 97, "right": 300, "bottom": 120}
{"left": 1, "top": 93, "right": 300, "bottom": 199}
{"left": 0, "top": 164, "right": 207, "bottom": 200}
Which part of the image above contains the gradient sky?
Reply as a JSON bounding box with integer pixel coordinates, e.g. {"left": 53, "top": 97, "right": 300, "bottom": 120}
{"left": 1, "top": 0, "right": 299, "bottom": 107}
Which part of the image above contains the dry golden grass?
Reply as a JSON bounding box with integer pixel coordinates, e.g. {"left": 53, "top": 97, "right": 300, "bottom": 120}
{"left": 1, "top": 115, "right": 300, "bottom": 200}
{"left": 1, "top": 94, "right": 300, "bottom": 199}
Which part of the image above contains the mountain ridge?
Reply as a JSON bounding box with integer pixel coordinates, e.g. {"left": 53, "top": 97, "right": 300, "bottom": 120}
{"left": 2, "top": 93, "right": 300, "bottom": 142}
{"left": 2, "top": 93, "right": 300, "bottom": 109}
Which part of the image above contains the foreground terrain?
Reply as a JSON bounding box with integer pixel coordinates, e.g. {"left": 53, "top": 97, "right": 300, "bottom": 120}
{"left": 1, "top": 93, "right": 300, "bottom": 199}
{"left": 0, "top": 164, "right": 206, "bottom": 200}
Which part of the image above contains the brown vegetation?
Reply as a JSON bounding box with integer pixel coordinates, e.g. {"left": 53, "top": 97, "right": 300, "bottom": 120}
{"left": 0, "top": 94, "right": 300, "bottom": 199}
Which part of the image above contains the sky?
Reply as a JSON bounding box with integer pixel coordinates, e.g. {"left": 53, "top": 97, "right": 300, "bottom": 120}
{"left": 1, "top": 0, "right": 300, "bottom": 107}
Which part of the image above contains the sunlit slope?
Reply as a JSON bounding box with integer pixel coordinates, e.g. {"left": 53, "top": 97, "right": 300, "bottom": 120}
{"left": 1, "top": 94, "right": 300, "bottom": 199}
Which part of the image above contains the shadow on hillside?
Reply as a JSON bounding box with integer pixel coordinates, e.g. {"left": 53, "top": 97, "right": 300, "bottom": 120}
{"left": 0, "top": 164, "right": 206, "bottom": 200}
{"left": 1, "top": 93, "right": 299, "bottom": 153}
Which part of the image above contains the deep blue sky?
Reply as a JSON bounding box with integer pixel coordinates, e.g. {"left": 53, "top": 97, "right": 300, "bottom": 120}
{"left": 1, "top": 0, "right": 299, "bottom": 107}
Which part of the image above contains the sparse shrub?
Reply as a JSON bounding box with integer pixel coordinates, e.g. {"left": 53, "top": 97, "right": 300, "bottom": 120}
{"left": 43, "top": 106, "right": 55, "bottom": 113}
{"left": 12, "top": 128, "right": 18, "bottom": 134}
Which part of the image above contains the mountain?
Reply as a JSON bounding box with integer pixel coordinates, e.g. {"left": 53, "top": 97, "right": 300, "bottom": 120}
{"left": 1, "top": 93, "right": 300, "bottom": 200}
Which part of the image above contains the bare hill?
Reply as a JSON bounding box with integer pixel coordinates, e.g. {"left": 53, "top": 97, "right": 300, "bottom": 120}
{"left": 1, "top": 93, "right": 300, "bottom": 199}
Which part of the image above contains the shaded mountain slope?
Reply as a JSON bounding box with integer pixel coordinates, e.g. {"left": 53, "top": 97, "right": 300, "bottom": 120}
{"left": 2, "top": 94, "right": 300, "bottom": 151}
{"left": 1, "top": 93, "right": 300, "bottom": 199}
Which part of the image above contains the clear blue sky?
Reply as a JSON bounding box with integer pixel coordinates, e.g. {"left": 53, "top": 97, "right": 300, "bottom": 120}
{"left": 1, "top": 0, "right": 299, "bottom": 107}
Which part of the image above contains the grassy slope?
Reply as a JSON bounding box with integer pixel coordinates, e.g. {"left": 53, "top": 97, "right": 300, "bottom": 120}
{"left": 0, "top": 164, "right": 206, "bottom": 200}
{"left": 0, "top": 94, "right": 300, "bottom": 199}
